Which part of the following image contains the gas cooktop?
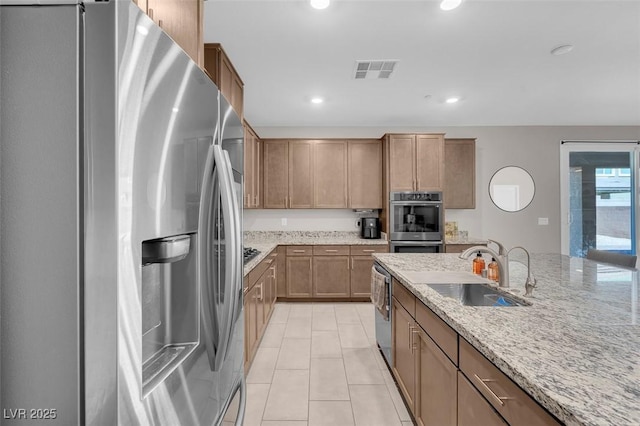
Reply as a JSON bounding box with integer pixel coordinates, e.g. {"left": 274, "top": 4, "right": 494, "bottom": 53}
{"left": 243, "top": 247, "right": 260, "bottom": 265}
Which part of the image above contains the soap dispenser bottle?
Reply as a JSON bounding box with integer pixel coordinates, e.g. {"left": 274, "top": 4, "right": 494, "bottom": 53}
{"left": 487, "top": 257, "right": 499, "bottom": 282}
{"left": 472, "top": 252, "right": 485, "bottom": 275}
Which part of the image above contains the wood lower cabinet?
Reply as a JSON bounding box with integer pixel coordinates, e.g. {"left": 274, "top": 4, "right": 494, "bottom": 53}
{"left": 285, "top": 246, "right": 313, "bottom": 298}
{"left": 445, "top": 243, "right": 486, "bottom": 254}
{"left": 415, "top": 328, "right": 457, "bottom": 426}
{"left": 444, "top": 138, "right": 476, "bottom": 209}
{"left": 458, "top": 372, "right": 507, "bottom": 426}
{"left": 392, "top": 298, "right": 417, "bottom": 413}
{"left": 244, "top": 282, "right": 259, "bottom": 365}
{"left": 349, "top": 245, "right": 389, "bottom": 298}
{"left": 313, "top": 256, "right": 350, "bottom": 297}
{"left": 276, "top": 246, "right": 287, "bottom": 297}
{"left": 348, "top": 140, "right": 382, "bottom": 208}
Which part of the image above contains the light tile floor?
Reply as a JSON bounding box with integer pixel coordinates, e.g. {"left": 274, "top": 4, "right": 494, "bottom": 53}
{"left": 224, "top": 302, "right": 415, "bottom": 426}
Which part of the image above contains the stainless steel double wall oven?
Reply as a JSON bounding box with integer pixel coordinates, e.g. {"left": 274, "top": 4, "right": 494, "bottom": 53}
{"left": 389, "top": 191, "right": 444, "bottom": 253}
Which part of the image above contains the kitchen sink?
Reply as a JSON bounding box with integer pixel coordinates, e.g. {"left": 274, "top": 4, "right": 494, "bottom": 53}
{"left": 426, "top": 283, "right": 530, "bottom": 307}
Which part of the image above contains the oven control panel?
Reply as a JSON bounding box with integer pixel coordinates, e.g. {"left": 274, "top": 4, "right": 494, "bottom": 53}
{"left": 390, "top": 191, "right": 442, "bottom": 202}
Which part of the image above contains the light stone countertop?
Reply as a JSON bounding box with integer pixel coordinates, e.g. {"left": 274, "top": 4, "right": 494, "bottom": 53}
{"left": 372, "top": 253, "right": 640, "bottom": 426}
{"left": 243, "top": 231, "right": 388, "bottom": 276}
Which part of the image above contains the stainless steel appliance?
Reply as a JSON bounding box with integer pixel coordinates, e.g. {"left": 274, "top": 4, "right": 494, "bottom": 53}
{"left": 0, "top": 2, "right": 245, "bottom": 425}
{"left": 361, "top": 217, "right": 381, "bottom": 239}
{"left": 372, "top": 262, "right": 393, "bottom": 366}
{"left": 389, "top": 191, "right": 444, "bottom": 253}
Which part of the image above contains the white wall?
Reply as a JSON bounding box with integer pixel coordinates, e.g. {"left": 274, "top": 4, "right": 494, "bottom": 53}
{"left": 250, "top": 126, "right": 640, "bottom": 253}
{"left": 244, "top": 209, "right": 361, "bottom": 231}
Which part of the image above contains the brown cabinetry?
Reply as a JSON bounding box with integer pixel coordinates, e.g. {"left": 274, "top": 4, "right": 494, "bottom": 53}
{"left": 312, "top": 245, "right": 350, "bottom": 297}
{"left": 348, "top": 140, "right": 383, "bottom": 208}
{"left": 263, "top": 140, "right": 289, "bottom": 208}
{"left": 289, "top": 141, "right": 315, "bottom": 208}
{"left": 444, "top": 138, "right": 476, "bottom": 209}
{"left": 136, "top": 0, "right": 203, "bottom": 66}
{"left": 458, "top": 372, "right": 507, "bottom": 426}
{"left": 203, "top": 43, "right": 244, "bottom": 117}
{"left": 244, "top": 250, "right": 278, "bottom": 369}
{"left": 243, "top": 122, "right": 262, "bottom": 209}
{"left": 349, "top": 245, "right": 388, "bottom": 298}
{"left": 314, "top": 141, "right": 348, "bottom": 208}
{"left": 390, "top": 279, "right": 562, "bottom": 426}
{"left": 285, "top": 246, "right": 313, "bottom": 298}
{"left": 386, "top": 133, "right": 445, "bottom": 192}
{"left": 445, "top": 243, "right": 486, "bottom": 254}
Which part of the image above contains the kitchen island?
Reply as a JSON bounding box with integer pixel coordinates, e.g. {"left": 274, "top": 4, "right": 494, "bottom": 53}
{"left": 373, "top": 253, "right": 639, "bottom": 426}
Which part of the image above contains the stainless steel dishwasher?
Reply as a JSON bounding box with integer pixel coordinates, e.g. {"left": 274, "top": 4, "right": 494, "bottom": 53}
{"left": 372, "top": 262, "right": 392, "bottom": 366}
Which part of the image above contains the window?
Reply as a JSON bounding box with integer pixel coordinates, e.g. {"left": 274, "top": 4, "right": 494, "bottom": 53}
{"left": 596, "top": 168, "right": 615, "bottom": 177}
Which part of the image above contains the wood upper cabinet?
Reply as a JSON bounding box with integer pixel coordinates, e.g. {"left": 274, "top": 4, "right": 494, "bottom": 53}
{"left": 314, "top": 141, "right": 348, "bottom": 208}
{"left": 348, "top": 140, "right": 383, "bottom": 208}
{"left": 458, "top": 372, "right": 507, "bottom": 426}
{"left": 203, "top": 43, "right": 244, "bottom": 117}
{"left": 288, "top": 141, "right": 314, "bottom": 208}
{"left": 444, "top": 138, "right": 476, "bottom": 209}
{"left": 415, "top": 328, "right": 458, "bottom": 426}
{"left": 392, "top": 298, "right": 417, "bottom": 413}
{"left": 243, "top": 122, "right": 262, "bottom": 209}
{"left": 263, "top": 140, "right": 289, "bottom": 208}
{"left": 138, "top": 0, "right": 203, "bottom": 66}
{"left": 386, "top": 133, "right": 445, "bottom": 192}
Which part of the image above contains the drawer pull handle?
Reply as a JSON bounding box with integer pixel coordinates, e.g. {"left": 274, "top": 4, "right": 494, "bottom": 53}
{"left": 325, "top": 249, "right": 338, "bottom": 253}
{"left": 362, "top": 249, "right": 376, "bottom": 253}
{"left": 473, "top": 374, "right": 513, "bottom": 406}
{"left": 411, "top": 327, "right": 420, "bottom": 353}
{"left": 292, "top": 250, "right": 306, "bottom": 253}
{"left": 266, "top": 259, "right": 274, "bottom": 265}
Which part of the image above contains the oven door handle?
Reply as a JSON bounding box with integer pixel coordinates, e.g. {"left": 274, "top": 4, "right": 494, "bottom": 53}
{"left": 390, "top": 201, "right": 442, "bottom": 206}
{"left": 391, "top": 241, "right": 443, "bottom": 246}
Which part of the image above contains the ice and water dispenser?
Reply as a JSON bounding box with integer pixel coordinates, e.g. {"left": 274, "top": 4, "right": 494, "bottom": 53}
{"left": 141, "top": 234, "right": 199, "bottom": 397}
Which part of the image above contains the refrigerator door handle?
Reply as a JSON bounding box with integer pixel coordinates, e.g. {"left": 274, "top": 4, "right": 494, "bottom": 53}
{"left": 212, "top": 145, "right": 239, "bottom": 370}
{"left": 234, "top": 378, "right": 247, "bottom": 426}
{"left": 198, "top": 142, "right": 219, "bottom": 372}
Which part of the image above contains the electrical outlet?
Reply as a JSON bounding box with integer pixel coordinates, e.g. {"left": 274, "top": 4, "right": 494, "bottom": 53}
{"left": 356, "top": 220, "right": 361, "bottom": 228}
{"left": 538, "top": 217, "right": 549, "bottom": 225}
{"left": 281, "top": 218, "right": 287, "bottom": 226}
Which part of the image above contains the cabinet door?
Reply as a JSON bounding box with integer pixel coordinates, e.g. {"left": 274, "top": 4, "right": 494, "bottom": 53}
{"left": 256, "top": 276, "right": 266, "bottom": 338}
{"left": 243, "top": 124, "right": 254, "bottom": 208}
{"left": 314, "top": 140, "right": 348, "bottom": 208}
{"left": 457, "top": 372, "right": 507, "bottom": 426}
{"left": 388, "top": 134, "right": 416, "bottom": 191}
{"left": 286, "top": 256, "right": 313, "bottom": 298}
{"left": 415, "top": 134, "right": 444, "bottom": 191}
{"left": 231, "top": 72, "right": 244, "bottom": 118}
{"left": 289, "top": 141, "right": 314, "bottom": 208}
{"left": 415, "top": 328, "right": 457, "bottom": 426}
{"left": 312, "top": 256, "right": 350, "bottom": 297}
{"left": 276, "top": 246, "right": 287, "bottom": 297}
{"left": 245, "top": 285, "right": 258, "bottom": 364}
{"left": 348, "top": 140, "right": 382, "bottom": 208}
{"left": 392, "top": 298, "right": 416, "bottom": 413}
{"left": 350, "top": 256, "right": 373, "bottom": 298}
{"left": 147, "top": 0, "right": 201, "bottom": 64}
{"left": 253, "top": 138, "right": 262, "bottom": 208}
{"left": 444, "top": 139, "right": 475, "bottom": 209}
{"left": 263, "top": 140, "right": 288, "bottom": 208}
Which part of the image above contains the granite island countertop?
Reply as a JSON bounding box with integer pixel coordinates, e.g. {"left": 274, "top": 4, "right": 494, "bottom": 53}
{"left": 243, "top": 231, "right": 388, "bottom": 276}
{"left": 372, "top": 253, "right": 640, "bottom": 426}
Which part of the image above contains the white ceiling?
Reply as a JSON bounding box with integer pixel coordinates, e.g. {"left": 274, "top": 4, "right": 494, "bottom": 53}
{"left": 204, "top": 1, "right": 640, "bottom": 128}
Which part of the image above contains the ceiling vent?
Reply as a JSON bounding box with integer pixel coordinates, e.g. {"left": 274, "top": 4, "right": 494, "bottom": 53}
{"left": 354, "top": 60, "right": 398, "bottom": 79}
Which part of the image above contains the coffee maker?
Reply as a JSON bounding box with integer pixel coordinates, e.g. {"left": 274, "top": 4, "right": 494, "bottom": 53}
{"left": 361, "top": 217, "right": 381, "bottom": 239}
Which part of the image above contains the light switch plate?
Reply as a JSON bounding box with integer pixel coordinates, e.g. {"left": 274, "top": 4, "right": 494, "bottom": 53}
{"left": 538, "top": 217, "right": 549, "bottom": 225}
{"left": 281, "top": 218, "right": 287, "bottom": 226}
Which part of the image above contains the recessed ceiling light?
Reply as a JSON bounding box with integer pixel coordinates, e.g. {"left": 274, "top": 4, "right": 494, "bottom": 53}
{"left": 550, "top": 44, "right": 574, "bottom": 56}
{"left": 440, "top": 0, "right": 462, "bottom": 11}
{"left": 311, "top": 97, "right": 324, "bottom": 104}
{"left": 310, "top": 0, "right": 330, "bottom": 10}
{"left": 445, "top": 97, "right": 460, "bottom": 104}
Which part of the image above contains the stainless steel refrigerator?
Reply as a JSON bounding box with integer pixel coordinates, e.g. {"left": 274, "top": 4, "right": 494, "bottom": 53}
{"left": 0, "top": 1, "right": 245, "bottom": 424}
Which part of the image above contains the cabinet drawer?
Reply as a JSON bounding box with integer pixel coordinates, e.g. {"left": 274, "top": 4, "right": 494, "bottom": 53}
{"left": 459, "top": 339, "right": 561, "bottom": 426}
{"left": 445, "top": 243, "right": 486, "bottom": 254}
{"left": 350, "top": 245, "right": 389, "bottom": 256}
{"left": 416, "top": 302, "right": 458, "bottom": 366}
{"left": 313, "top": 245, "right": 350, "bottom": 256}
{"left": 392, "top": 278, "right": 415, "bottom": 317}
{"left": 249, "top": 251, "right": 276, "bottom": 288}
{"left": 286, "top": 246, "right": 313, "bottom": 256}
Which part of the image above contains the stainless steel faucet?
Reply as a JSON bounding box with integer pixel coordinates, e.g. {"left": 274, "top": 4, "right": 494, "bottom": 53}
{"left": 458, "top": 241, "right": 537, "bottom": 296}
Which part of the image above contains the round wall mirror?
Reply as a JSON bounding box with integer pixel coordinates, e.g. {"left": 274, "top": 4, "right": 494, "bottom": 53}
{"left": 489, "top": 166, "right": 535, "bottom": 212}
